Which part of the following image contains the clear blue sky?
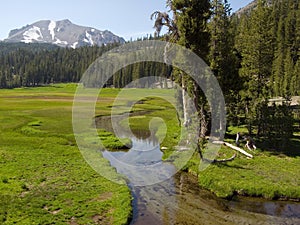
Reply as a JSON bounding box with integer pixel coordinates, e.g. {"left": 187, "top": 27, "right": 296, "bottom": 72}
{"left": 0, "top": 0, "right": 253, "bottom": 41}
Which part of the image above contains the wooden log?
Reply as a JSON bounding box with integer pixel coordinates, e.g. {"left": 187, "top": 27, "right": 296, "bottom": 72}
{"left": 212, "top": 141, "right": 253, "bottom": 158}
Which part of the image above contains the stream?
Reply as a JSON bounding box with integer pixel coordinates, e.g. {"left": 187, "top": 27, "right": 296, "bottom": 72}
{"left": 96, "top": 115, "right": 300, "bottom": 225}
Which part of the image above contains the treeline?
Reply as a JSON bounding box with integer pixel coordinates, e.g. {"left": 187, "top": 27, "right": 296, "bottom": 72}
{"left": 0, "top": 42, "right": 59, "bottom": 54}
{"left": 0, "top": 37, "right": 169, "bottom": 89}
{"left": 0, "top": 42, "right": 121, "bottom": 88}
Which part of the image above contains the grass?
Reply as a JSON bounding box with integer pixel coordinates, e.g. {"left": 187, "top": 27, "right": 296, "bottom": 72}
{"left": 97, "top": 129, "right": 132, "bottom": 150}
{"left": 1, "top": 83, "right": 299, "bottom": 224}
{"left": 0, "top": 84, "right": 132, "bottom": 224}
{"left": 188, "top": 126, "right": 300, "bottom": 200}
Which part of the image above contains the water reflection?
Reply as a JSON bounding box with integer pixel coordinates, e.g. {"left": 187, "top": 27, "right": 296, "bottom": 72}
{"left": 102, "top": 137, "right": 178, "bottom": 224}
{"left": 102, "top": 137, "right": 175, "bottom": 186}
{"left": 229, "top": 197, "right": 300, "bottom": 219}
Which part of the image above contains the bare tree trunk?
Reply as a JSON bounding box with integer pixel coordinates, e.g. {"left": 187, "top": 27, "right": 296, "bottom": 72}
{"left": 182, "top": 75, "right": 189, "bottom": 127}
{"left": 199, "top": 104, "right": 207, "bottom": 139}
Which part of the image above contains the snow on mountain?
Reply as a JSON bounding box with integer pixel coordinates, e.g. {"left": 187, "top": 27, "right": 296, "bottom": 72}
{"left": 22, "top": 26, "right": 44, "bottom": 43}
{"left": 48, "top": 20, "right": 56, "bottom": 40}
{"left": 5, "top": 19, "right": 125, "bottom": 48}
{"left": 84, "top": 30, "right": 94, "bottom": 45}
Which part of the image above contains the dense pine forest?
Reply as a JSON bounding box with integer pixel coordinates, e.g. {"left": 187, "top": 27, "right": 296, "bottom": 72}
{"left": 0, "top": 40, "right": 169, "bottom": 89}
{"left": 0, "top": 43, "right": 120, "bottom": 88}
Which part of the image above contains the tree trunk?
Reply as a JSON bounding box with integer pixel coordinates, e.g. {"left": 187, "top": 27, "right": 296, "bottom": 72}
{"left": 182, "top": 75, "right": 189, "bottom": 127}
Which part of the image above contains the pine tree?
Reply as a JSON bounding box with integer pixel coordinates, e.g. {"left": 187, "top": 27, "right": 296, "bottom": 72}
{"left": 283, "top": 49, "right": 294, "bottom": 96}
{"left": 272, "top": 8, "right": 286, "bottom": 96}
{"left": 171, "top": 0, "right": 212, "bottom": 141}
{"left": 237, "top": 0, "right": 274, "bottom": 134}
{"left": 209, "top": 0, "right": 241, "bottom": 126}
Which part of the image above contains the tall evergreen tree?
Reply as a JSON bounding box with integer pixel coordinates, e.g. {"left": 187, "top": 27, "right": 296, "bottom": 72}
{"left": 209, "top": 0, "right": 241, "bottom": 126}
{"left": 152, "top": 0, "right": 212, "bottom": 156}
{"left": 237, "top": 0, "right": 274, "bottom": 135}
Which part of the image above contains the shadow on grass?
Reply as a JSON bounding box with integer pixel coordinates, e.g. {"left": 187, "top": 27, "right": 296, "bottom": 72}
{"left": 215, "top": 162, "right": 248, "bottom": 170}
{"left": 256, "top": 135, "right": 300, "bottom": 157}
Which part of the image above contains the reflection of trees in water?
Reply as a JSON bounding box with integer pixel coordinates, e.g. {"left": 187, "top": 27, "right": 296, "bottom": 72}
{"left": 95, "top": 111, "right": 153, "bottom": 139}
{"left": 130, "top": 129, "right": 159, "bottom": 144}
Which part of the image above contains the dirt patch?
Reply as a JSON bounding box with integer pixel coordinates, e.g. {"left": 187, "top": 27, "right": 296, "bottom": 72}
{"left": 95, "top": 192, "right": 113, "bottom": 201}
{"left": 92, "top": 209, "right": 114, "bottom": 225}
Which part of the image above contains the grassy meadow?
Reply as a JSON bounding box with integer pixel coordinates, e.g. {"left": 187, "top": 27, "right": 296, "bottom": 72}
{"left": 0, "top": 84, "right": 132, "bottom": 224}
{"left": 186, "top": 128, "right": 300, "bottom": 200}
{"left": 1, "top": 83, "right": 299, "bottom": 224}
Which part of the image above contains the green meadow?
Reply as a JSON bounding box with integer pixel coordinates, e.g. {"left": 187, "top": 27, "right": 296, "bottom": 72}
{"left": 0, "top": 84, "right": 132, "bottom": 224}
{"left": 1, "top": 84, "right": 299, "bottom": 224}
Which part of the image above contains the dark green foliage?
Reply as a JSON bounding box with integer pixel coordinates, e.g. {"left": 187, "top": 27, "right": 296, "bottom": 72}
{"left": 254, "top": 99, "right": 294, "bottom": 149}
{"left": 237, "top": 0, "right": 274, "bottom": 99}
{"left": 112, "top": 62, "right": 170, "bottom": 89}
{"left": 0, "top": 39, "right": 170, "bottom": 89}
{"left": 0, "top": 43, "right": 119, "bottom": 88}
{"left": 270, "top": 0, "right": 299, "bottom": 96}
{"left": 0, "top": 42, "right": 59, "bottom": 54}
{"left": 209, "top": 0, "right": 241, "bottom": 126}
{"left": 232, "top": 0, "right": 298, "bottom": 147}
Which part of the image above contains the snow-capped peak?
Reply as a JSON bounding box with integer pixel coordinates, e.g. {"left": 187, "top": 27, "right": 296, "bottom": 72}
{"left": 5, "top": 19, "right": 125, "bottom": 48}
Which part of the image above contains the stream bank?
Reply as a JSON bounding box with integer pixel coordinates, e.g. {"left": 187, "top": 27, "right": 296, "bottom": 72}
{"left": 96, "top": 114, "right": 300, "bottom": 225}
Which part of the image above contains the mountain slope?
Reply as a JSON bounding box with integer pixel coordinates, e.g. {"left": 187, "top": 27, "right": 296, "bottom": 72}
{"left": 5, "top": 19, "right": 125, "bottom": 48}
{"left": 234, "top": 0, "right": 273, "bottom": 16}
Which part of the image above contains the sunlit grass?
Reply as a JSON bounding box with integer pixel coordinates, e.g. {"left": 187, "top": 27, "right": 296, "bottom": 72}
{"left": 1, "top": 83, "right": 299, "bottom": 225}
{"left": 0, "top": 84, "right": 132, "bottom": 224}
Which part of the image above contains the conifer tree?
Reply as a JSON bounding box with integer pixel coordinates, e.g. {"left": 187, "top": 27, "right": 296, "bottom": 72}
{"left": 171, "top": 0, "right": 212, "bottom": 141}
{"left": 209, "top": 0, "right": 240, "bottom": 126}
{"left": 237, "top": 0, "right": 274, "bottom": 134}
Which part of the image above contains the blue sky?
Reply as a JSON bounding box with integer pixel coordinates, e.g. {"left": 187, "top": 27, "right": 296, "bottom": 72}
{"left": 0, "top": 0, "right": 253, "bottom": 41}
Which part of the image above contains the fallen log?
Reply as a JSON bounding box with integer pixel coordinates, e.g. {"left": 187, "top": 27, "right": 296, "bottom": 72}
{"left": 212, "top": 141, "right": 253, "bottom": 159}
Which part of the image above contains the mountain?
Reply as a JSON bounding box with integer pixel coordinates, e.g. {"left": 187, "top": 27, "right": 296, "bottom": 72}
{"left": 234, "top": 0, "right": 273, "bottom": 17}
{"left": 4, "top": 19, "right": 125, "bottom": 48}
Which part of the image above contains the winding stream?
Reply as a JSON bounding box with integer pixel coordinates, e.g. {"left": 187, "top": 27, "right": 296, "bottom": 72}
{"left": 96, "top": 115, "right": 300, "bottom": 225}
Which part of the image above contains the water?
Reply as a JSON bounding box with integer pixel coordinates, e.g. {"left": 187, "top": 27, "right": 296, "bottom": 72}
{"left": 97, "top": 115, "right": 300, "bottom": 225}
